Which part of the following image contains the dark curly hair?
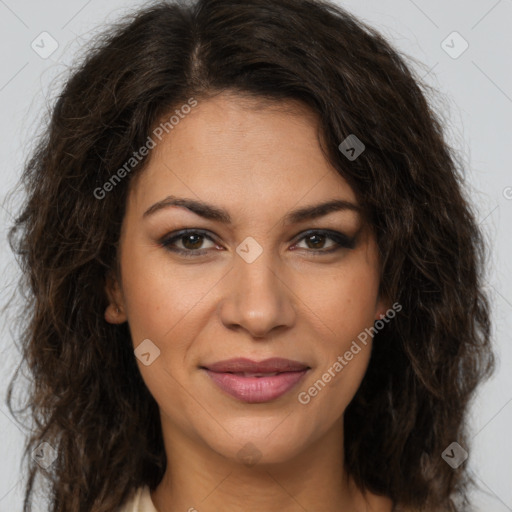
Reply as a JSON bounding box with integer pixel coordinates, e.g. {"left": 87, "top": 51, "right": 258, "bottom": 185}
{"left": 6, "top": 0, "right": 494, "bottom": 511}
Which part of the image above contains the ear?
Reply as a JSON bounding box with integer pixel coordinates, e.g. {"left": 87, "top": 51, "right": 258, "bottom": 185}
{"left": 104, "top": 270, "right": 127, "bottom": 324}
{"left": 374, "top": 292, "right": 392, "bottom": 322}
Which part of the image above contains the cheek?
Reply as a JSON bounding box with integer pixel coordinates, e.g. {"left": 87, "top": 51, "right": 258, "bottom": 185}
{"left": 118, "top": 245, "right": 209, "bottom": 427}
{"left": 305, "top": 260, "right": 380, "bottom": 342}
{"left": 296, "top": 261, "right": 379, "bottom": 413}
{"left": 119, "top": 245, "right": 218, "bottom": 345}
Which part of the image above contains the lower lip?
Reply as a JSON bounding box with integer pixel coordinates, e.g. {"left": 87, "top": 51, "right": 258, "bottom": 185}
{"left": 204, "top": 369, "right": 309, "bottom": 403}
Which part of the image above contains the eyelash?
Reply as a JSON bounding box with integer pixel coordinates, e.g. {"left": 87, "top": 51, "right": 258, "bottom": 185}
{"left": 159, "top": 229, "right": 356, "bottom": 258}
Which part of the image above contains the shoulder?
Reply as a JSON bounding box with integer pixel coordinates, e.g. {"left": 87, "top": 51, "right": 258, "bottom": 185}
{"left": 117, "top": 486, "right": 159, "bottom": 512}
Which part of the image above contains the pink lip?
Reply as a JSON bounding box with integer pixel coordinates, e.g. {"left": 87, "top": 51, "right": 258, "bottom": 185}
{"left": 204, "top": 369, "right": 309, "bottom": 403}
{"left": 203, "top": 357, "right": 309, "bottom": 373}
{"left": 201, "top": 358, "right": 310, "bottom": 403}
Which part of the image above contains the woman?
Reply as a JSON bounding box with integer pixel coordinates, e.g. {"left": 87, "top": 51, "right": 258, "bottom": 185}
{"left": 7, "top": 0, "right": 494, "bottom": 511}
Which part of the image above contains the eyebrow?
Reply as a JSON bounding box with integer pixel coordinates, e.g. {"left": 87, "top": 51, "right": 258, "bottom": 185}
{"left": 143, "top": 195, "right": 361, "bottom": 224}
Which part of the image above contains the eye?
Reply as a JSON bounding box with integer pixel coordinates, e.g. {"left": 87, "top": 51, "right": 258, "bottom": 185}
{"left": 160, "top": 229, "right": 219, "bottom": 257}
{"left": 292, "top": 229, "right": 356, "bottom": 255}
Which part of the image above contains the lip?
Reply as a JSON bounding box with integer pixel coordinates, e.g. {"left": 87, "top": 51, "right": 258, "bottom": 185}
{"left": 201, "top": 358, "right": 310, "bottom": 403}
{"left": 202, "top": 357, "right": 309, "bottom": 373}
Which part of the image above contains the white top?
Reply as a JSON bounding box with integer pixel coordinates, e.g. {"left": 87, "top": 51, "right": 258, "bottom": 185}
{"left": 118, "top": 486, "right": 158, "bottom": 512}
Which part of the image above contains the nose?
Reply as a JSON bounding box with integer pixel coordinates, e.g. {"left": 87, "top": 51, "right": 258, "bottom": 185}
{"left": 217, "top": 249, "right": 296, "bottom": 339}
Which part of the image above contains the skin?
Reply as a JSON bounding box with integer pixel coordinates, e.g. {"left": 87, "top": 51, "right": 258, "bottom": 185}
{"left": 105, "top": 92, "right": 393, "bottom": 512}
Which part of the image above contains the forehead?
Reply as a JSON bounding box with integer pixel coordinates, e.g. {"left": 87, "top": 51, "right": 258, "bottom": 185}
{"left": 128, "top": 93, "right": 358, "bottom": 216}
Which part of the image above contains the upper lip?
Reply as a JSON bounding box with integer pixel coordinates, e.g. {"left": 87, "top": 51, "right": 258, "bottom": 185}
{"left": 202, "top": 357, "right": 310, "bottom": 373}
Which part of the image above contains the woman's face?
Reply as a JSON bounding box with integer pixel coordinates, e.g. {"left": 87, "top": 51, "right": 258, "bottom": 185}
{"left": 106, "top": 93, "right": 388, "bottom": 466}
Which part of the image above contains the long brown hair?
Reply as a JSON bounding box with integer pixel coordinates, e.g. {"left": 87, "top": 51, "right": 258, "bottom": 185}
{"left": 6, "top": 0, "right": 494, "bottom": 510}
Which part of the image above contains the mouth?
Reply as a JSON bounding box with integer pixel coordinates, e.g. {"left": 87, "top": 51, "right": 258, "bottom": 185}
{"left": 200, "top": 357, "right": 311, "bottom": 403}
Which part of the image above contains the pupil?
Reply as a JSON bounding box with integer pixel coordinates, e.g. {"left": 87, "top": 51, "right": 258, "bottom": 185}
{"left": 307, "top": 234, "right": 324, "bottom": 248}
{"left": 183, "top": 234, "right": 203, "bottom": 250}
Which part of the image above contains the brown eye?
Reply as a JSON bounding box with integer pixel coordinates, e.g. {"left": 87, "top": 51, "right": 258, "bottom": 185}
{"left": 293, "top": 229, "right": 356, "bottom": 254}
{"left": 180, "top": 233, "right": 206, "bottom": 250}
{"left": 160, "top": 229, "right": 218, "bottom": 256}
{"left": 303, "top": 233, "right": 329, "bottom": 249}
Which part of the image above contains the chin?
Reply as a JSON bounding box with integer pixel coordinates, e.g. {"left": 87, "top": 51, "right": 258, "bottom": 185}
{"left": 195, "top": 414, "right": 315, "bottom": 467}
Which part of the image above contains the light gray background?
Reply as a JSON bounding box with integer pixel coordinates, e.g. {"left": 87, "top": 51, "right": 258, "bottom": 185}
{"left": 0, "top": 0, "right": 510, "bottom": 510}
